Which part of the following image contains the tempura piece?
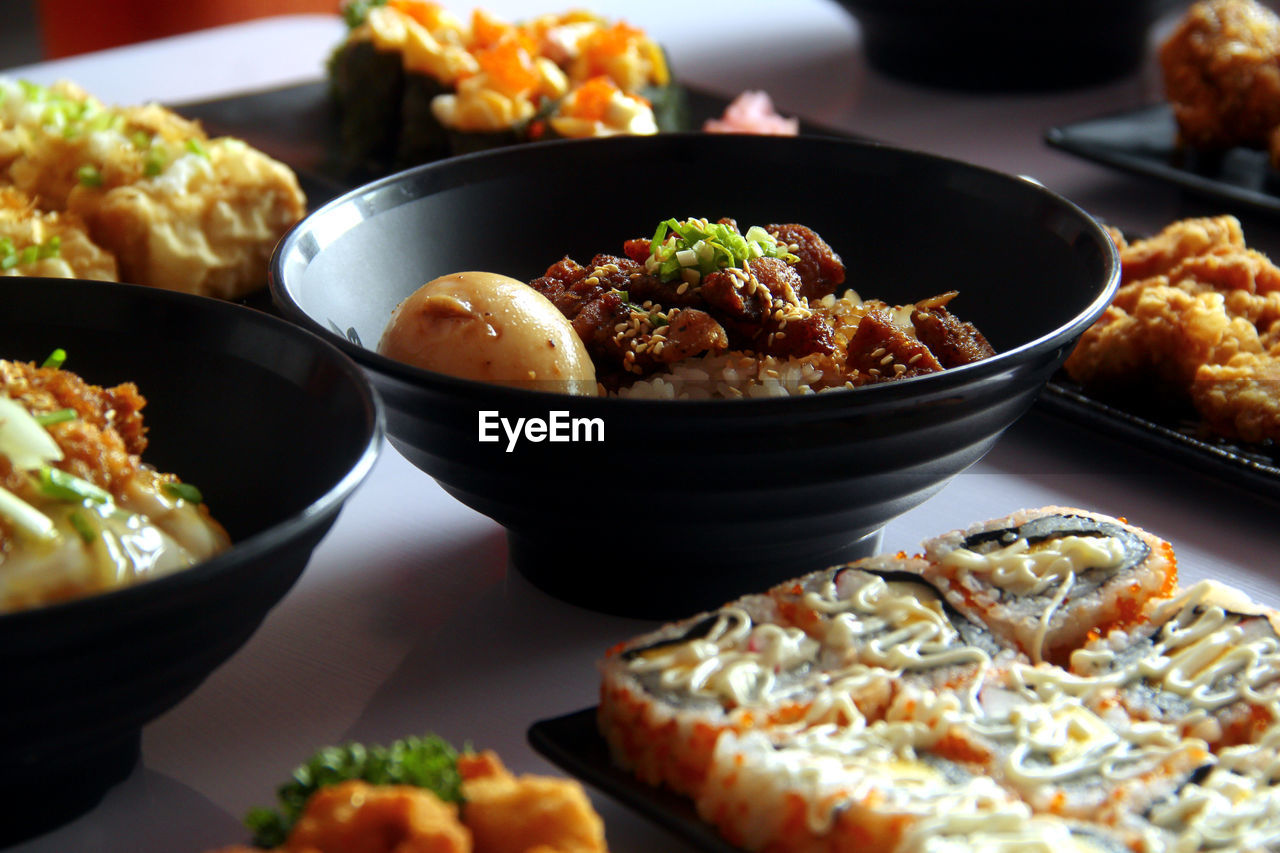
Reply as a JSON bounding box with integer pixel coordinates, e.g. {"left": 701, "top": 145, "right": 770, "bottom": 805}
{"left": 1064, "top": 214, "right": 1280, "bottom": 443}
{"left": 0, "top": 187, "right": 116, "bottom": 280}
{"left": 0, "top": 78, "right": 306, "bottom": 299}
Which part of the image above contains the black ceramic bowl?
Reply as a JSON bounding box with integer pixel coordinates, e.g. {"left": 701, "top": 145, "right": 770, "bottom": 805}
{"left": 836, "top": 0, "right": 1182, "bottom": 90}
{"left": 271, "top": 133, "right": 1117, "bottom": 620}
{"left": 0, "top": 278, "right": 382, "bottom": 845}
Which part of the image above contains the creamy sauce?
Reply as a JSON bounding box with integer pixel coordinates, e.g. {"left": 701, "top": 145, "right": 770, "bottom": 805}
{"left": 940, "top": 534, "right": 1128, "bottom": 597}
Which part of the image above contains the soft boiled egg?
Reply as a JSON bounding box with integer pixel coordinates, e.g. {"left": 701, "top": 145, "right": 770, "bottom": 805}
{"left": 377, "top": 271, "right": 597, "bottom": 395}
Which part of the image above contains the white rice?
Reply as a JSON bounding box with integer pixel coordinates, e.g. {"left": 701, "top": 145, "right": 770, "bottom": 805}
{"left": 614, "top": 290, "right": 872, "bottom": 400}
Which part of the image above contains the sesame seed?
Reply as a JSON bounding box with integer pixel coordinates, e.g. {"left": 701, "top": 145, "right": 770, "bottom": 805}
{"left": 880, "top": 354, "right": 894, "bottom": 366}
{"left": 676, "top": 282, "right": 689, "bottom": 295}
{"left": 870, "top": 347, "right": 886, "bottom": 358}
{"left": 908, "top": 353, "right": 924, "bottom": 364}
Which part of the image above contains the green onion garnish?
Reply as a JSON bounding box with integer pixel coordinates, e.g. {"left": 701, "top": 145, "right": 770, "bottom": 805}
{"left": 41, "top": 348, "right": 66, "bottom": 369}
{"left": 38, "top": 467, "right": 111, "bottom": 504}
{"left": 184, "top": 138, "right": 208, "bottom": 158}
{"left": 33, "top": 408, "right": 77, "bottom": 426}
{"left": 645, "top": 217, "right": 799, "bottom": 284}
{"left": 69, "top": 510, "right": 97, "bottom": 544}
{"left": 76, "top": 164, "right": 103, "bottom": 187}
{"left": 163, "top": 481, "right": 204, "bottom": 504}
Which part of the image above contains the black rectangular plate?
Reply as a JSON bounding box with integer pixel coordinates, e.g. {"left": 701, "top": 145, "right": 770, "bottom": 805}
{"left": 1040, "top": 376, "right": 1280, "bottom": 500}
{"left": 1045, "top": 103, "right": 1280, "bottom": 217}
{"left": 528, "top": 708, "right": 740, "bottom": 853}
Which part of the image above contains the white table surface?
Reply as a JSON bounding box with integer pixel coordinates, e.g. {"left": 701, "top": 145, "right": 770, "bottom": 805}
{"left": 6, "top": 4, "right": 1280, "bottom": 852}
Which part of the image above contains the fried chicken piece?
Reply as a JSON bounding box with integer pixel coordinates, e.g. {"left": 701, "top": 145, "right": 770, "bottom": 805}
{"left": 1192, "top": 351, "right": 1280, "bottom": 442}
{"left": 1115, "top": 215, "right": 1244, "bottom": 283}
{"left": 459, "top": 751, "right": 609, "bottom": 853}
{"left": 1066, "top": 285, "right": 1261, "bottom": 394}
{"left": 1064, "top": 214, "right": 1280, "bottom": 443}
{"left": 282, "top": 781, "right": 471, "bottom": 853}
{"left": 1160, "top": 0, "right": 1280, "bottom": 154}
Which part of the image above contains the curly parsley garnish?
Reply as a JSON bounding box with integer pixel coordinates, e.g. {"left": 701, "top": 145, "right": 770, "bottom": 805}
{"left": 245, "top": 734, "right": 464, "bottom": 848}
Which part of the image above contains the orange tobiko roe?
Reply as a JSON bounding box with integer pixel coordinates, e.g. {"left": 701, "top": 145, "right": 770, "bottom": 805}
{"left": 470, "top": 7, "right": 512, "bottom": 50}
{"left": 387, "top": 0, "right": 448, "bottom": 30}
{"left": 569, "top": 77, "right": 618, "bottom": 121}
{"left": 476, "top": 35, "right": 541, "bottom": 96}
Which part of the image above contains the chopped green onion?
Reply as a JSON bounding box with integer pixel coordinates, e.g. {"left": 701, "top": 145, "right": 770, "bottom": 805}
{"left": 38, "top": 467, "right": 111, "bottom": 504}
{"left": 33, "top": 408, "right": 76, "bottom": 426}
{"left": 143, "top": 150, "right": 166, "bottom": 177}
{"left": 69, "top": 510, "right": 97, "bottom": 544}
{"left": 184, "top": 138, "right": 208, "bottom": 158}
{"left": 37, "top": 236, "right": 61, "bottom": 260}
{"left": 41, "top": 348, "right": 66, "bottom": 369}
{"left": 162, "top": 481, "right": 204, "bottom": 504}
{"left": 76, "top": 164, "right": 103, "bottom": 187}
{"left": 0, "top": 254, "right": 18, "bottom": 270}
{"left": 644, "top": 217, "right": 799, "bottom": 284}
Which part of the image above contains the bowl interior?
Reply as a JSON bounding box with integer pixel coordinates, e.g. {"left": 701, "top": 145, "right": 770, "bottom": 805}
{"left": 277, "top": 134, "right": 1113, "bottom": 374}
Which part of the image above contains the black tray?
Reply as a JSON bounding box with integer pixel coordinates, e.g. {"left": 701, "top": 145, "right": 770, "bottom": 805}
{"left": 528, "top": 708, "right": 740, "bottom": 853}
{"left": 171, "top": 79, "right": 825, "bottom": 210}
{"left": 1039, "top": 376, "right": 1280, "bottom": 501}
{"left": 1045, "top": 103, "right": 1280, "bottom": 217}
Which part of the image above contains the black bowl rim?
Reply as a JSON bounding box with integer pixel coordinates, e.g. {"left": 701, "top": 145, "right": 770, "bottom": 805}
{"left": 0, "top": 277, "right": 386, "bottom": 628}
{"left": 270, "top": 133, "right": 1120, "bottom": 412}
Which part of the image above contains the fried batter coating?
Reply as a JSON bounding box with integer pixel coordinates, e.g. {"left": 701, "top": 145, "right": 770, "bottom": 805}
{"left": 1160, "top": 0, "right": 1280, "bottom": 156}
{"left": 1064, "top": 214, "right": 1280, "bottom": 443}
{"left": 458, "top": 751, "right": 608, "bottom": 853}
{"left": 0, "top": 187, "right": 117, "bottom": 281}
{"left": 0, "top": 77, "right": 306, "bottom": 299}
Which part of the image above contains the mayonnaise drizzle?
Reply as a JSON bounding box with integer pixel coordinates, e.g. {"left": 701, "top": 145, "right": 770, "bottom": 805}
{"left": 941, "top": 534, "right": 1128, "bottom": 597}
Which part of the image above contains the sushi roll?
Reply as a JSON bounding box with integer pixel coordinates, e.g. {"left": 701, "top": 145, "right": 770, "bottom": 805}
{"left": 1144, "top": 724, "right": 1280, "bottom": 851}
{"left": 0, "top": 78, "right": 305, "bottom": 299}
{"left": 528, "top": 76, "right": 658, "bottom": 141}
{"left": 597, "top": 592, "right": 842, "bottom": 798}
{"left": 521, "top": 10, "right": 686, "bottom": 133}
{"left": 430, "top": 25, "right": 569, "bottom": 156}
{"left": 696, "top": 724, "right": 1027, "bottom": 853}
{"left": 918, "top": 506, "right": 1179, "bottom": 664}
{"left": 0, "top": 187, "right": 116, "bottom": 281}
{"left": 1069, "top": 579, "right": 1280, "bottom": 749}
{"left": 329, "top": 0, "right": 477, "bottom": 170}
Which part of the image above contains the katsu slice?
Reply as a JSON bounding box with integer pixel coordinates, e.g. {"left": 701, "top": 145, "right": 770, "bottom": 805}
{"left": 918, "top": 507, "right": 1179, "bottom": 665}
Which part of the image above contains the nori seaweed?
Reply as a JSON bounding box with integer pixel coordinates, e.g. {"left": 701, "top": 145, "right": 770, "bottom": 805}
{"left": 395, "top": 73, "right": 451, "bottom": 167}
{"left": 329, "top": 39, "right": 406, "bottom": 174}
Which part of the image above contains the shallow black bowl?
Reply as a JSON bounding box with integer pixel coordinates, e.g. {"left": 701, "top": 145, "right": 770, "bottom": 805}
{"left": 836, "top": 0, "right": 1181, "bottom": 91}
{"left": 271, "top": 133, "right": 1117, "bottom": 620}
{"left": 0, "top": 277, "right": 382, "bottom": 845}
